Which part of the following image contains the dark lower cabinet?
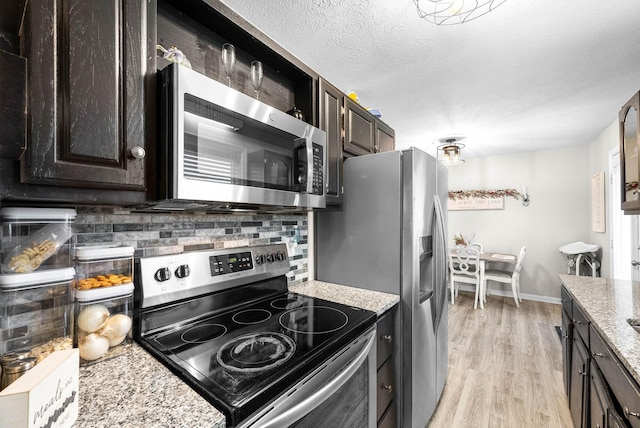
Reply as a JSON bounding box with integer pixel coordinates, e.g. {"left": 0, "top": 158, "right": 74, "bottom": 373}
{"left": 562, "top": 284, "right": 640, "bottom": 428}
{"left": 590, "top": 360, "right": 610, "bottom": 428}
{"left": 570, "top": 333, "right": 589, "bottom": 428}
{"left": 376, "top": 309, "right": 397, "bottom": 427}
{"left": 608, "top": 407, "right": 629, "bottom": 428}
{"left": 562, "top": 304, "right": 573, "bottom": 398}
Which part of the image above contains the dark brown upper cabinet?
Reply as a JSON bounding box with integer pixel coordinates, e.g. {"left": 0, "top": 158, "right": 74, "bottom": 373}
{"left": 318, "top": 78, "right": 344, "bottom": 205}
{"left": 344, "top": 96, "right": 375, "bottom": 156}
{"left": 319, "top": 78, "right": 395, "bottom": 205}
{"left": 375, "top": 120, "right": 395, "bottom": 154}
{"left": 22, "top": 0, "right": 151, "bottom": 191}
{"left": 344, "top": 96, "right": 395, "bottom": 157}
{"left": 620, "top": 91, "right": 640, "bottom": 213}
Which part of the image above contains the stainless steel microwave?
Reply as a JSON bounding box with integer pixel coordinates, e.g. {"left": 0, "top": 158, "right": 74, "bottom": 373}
{"left": 155, "top": 63, "right": 326, "bottom": 211}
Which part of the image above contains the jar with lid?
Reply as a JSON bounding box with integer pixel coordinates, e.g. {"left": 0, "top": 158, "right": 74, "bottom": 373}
{"left": 1, "top": 207, "right": 76, "bottom": 274}
{"left": 74, "top": 282, "right": 133, "bottom": 366}
{"left": 1, "top": 356, "right": 36, "bottom": 390}
{"left": 0, "top": 268, "right": 74, "bottom": 358}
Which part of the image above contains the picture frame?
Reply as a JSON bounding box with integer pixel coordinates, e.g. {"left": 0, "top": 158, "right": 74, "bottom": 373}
{"left": 591, "top": 171, "right": 605, "bottom": 233}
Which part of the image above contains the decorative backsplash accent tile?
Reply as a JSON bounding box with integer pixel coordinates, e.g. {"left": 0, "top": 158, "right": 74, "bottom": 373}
{"left": 72, "top": 207, "right": 309, "bottom": 286}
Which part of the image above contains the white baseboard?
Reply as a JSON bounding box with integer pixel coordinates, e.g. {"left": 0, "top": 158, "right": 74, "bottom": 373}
{"left": 455, "top": 284, "right": 561, "bottom": 305}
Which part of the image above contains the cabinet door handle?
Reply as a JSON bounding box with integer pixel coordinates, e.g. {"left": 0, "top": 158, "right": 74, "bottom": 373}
{"left": 574, "top": 319, "right": 582, "bottom": 324}
{"left": 130, "top": 146, "right": 146, "bottom": 159}
{"left": 625, "top": 406, "right": 640, "bottom": 419}
{"left": 632, "top": 260, "right": 640, "bottom": 267}
{"left": 382, "top": 335, "right": 392, "bottom": 343}
{"left": 382, "top": 384, "right": 393, "bottom": 394}
{"left": 593, "top": 352, "right": 606, "bottom": 358}
{"left": 578, "top": 369, "right": 587, "bottom": 377}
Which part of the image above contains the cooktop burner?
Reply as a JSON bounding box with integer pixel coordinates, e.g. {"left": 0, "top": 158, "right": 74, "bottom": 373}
{"left": 182, "top": 324, "right": 227, "bottom": 344}
{"left": 232, "top": 309, "right": 272, "bottom": 325}
{"left": 216, "top": 332, "right": 295, "bottom": 373}
{"left": 270, "top": 297, "right": 303, "bottom": 310}
{"left": 279, "top": 306, "right": 349, "bottom": 335}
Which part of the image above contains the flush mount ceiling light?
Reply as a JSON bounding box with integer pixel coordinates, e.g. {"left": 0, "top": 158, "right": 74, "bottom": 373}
{"left": 436, "top": 136, "right": 466, "bottom": 166}
{"left": 414, "top": 0, "right": 508, "bottom": 25}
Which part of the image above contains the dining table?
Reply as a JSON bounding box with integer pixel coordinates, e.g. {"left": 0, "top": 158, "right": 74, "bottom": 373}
{"left": 451, "top": 249, "right": 518, "bottom": 309}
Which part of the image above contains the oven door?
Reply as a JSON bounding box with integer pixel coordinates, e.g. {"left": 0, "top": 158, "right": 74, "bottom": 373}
{"left": 240, "top": 326, "right": 377, "bottom": 428}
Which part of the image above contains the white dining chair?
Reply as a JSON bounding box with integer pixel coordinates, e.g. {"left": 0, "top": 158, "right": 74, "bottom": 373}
{"left": 484, "top": 246, "right": 527, "bottom": 308}
{"left": 470, "top": 242, "right": 484, "bottom": 253}
{"left": 449, "top": 247, "right": 482, "bottom": 309}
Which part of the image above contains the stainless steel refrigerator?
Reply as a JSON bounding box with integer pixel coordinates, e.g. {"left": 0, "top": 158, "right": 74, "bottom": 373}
{"left": 316, "top": 147, "right": 448, "bottom": 428}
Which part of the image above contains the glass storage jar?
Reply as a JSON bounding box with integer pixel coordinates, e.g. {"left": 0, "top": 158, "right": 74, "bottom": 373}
{"left": 74, "top": 282, "right": 133, "bottom": 366}
{"left": 0, "top": 268, "right": 75, "bottom": 359}
{"left": 1, "top": 207, "right": 76, "bottom": 274}
{"left": 73, "top": 246, "right": 134, "bottom": 296}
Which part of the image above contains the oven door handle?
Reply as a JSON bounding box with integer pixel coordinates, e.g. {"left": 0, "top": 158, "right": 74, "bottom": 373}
{"left": 258, "top": 329, "right": 376, "bottom": 428}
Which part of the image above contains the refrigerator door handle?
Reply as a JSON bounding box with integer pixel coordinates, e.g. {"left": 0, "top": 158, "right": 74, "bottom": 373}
{"left": 433, "top": 195, "right": 448, "bottom": 329}
{"left": 419, "top": 290, "right": 434, "bottom": 304}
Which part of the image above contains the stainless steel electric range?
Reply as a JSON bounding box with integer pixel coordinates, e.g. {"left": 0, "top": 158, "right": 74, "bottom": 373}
{"left": 134, "top": 243, "right": 377, "bottom": 428}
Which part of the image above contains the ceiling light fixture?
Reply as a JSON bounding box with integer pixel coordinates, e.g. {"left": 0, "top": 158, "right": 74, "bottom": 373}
{"left": 414, "top": 0, "right": 507, "bottom": 25}
{"left": 436, "top": 136, "right": 466, "bottom": 166}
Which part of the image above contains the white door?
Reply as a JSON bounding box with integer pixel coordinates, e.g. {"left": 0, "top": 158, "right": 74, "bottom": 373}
{"left": 610, "top": 148, "right": 635, "bottom": 280}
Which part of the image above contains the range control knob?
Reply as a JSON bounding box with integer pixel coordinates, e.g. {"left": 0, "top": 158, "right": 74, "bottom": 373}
{"left": 154, "top": 267, "right": 172, "bottom": 282}
{"left": 266, "top": 253, "right": 274, "bottom": 263}
{"left": 175, "top": 264, "right": 190, "bottom": 279}
{"left": 255, "top": 254, "right": 266, "bottom": 265}
{"left": 276, "top": 251, "right": 286, "bottom": 261}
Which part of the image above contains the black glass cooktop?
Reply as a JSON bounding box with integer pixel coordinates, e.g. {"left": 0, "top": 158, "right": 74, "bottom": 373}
{"left": 139, "top": 291, "right": 376, "bottom": 425}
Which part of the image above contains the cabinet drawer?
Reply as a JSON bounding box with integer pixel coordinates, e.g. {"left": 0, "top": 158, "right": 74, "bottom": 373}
{"left": 561, "top": 286, "right": 573, "bottom": 319}
{"left": 376, "top": 311, "right": 394, "bottom": 367}
{"left": 573, "top": 302, "right": 589, "bottom": 346}
{"left": 377, "top": 358, "right": 395, "bottom": 421}
{"left": 590, "top": 324, "right": 640, "bottom": 428}
{"left": 377, "top": 400, "right": 397, "bottom": 428}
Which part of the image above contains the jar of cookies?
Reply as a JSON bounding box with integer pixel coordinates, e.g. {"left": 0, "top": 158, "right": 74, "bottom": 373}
{"left": 73, "top": 246, "right": 134, "bottom": 298}
{"left": 1, "top": 207, "right": 76, "bottom": 274}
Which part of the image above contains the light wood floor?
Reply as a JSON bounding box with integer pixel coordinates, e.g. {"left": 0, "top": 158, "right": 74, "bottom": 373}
{"left": 427, "top": 292, "right": 574, "bottom": 428}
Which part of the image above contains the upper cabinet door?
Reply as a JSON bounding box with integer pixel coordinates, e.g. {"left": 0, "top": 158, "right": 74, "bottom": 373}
{"left": 375, "top": 120, "right": 395, "bottom": 153}
{"left": 318, "top": 78, "right": 343, "bottom": 204}
{"left": 344, "top": 96, "right": 375, "bottom": 156}
{"left": 620, "top": 92, "right": 640, "bottom": 213}
{"left": 24, "top": 0, "right": 148, "bottom": 190}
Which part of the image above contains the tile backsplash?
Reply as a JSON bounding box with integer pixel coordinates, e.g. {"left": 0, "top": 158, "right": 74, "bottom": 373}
{"left": 0, "top": 206, "right": 308, "bottom": 354}
{"left": 72, "top": 207, "right": 309, "bottom": 286}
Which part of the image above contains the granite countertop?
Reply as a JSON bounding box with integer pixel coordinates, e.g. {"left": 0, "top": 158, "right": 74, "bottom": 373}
{"left": 289, "top": 279, "right": 400, "bottom": 316}
{"left": 75, "top": 344, "right": 225, "bottom": 428}
{"left": 75, "top": 280, "right": 398, "bottom": 427}
{"left": 559, "top": 274, "right": 640, "bottom": 383}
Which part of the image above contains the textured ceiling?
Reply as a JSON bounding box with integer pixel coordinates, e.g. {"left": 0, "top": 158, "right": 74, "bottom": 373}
{"left": 219, "top": 0, "right": 640, "bottom": 159}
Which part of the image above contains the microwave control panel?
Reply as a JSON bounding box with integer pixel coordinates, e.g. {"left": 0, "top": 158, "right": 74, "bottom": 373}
{"left": 294, "top": 141, "right": 323, "bottom": 195}
{"left": 312, "top": 143, "right": 323, "bottom": 195}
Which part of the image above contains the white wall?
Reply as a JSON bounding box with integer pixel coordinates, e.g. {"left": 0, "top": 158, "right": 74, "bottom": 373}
{"left": 448, "top": 146, "right": 591, "bottom": 300}
{"left": 588, "top": 119, "right": 622, "bottom": 278}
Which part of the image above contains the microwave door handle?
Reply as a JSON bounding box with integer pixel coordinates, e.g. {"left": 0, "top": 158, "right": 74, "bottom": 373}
{"left": 256, "top": 330, "right": 376, "bottom": 428}
{"left": 304, "top": 136, "right": 313, "bottom": 194}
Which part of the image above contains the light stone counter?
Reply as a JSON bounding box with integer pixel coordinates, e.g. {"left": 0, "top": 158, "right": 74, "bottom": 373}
{"left": 560, "top": 274, "right": 640, "bottom": 384}
{"left": 75, "top": 344, "right": 225, "bottom": 428}
{"left": 74, "top": 280, "right": 395, "bottom": 427}
{"left": 289, "top": 280, "right": 399, "bottom": 316}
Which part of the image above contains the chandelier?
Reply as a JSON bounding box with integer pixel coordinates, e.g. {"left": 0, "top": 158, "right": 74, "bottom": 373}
{"left": 414, "top": 0, "right": 508, "bottom": 25}
{"left": 436, "top": 136, "right": 465, "bottom": 166}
